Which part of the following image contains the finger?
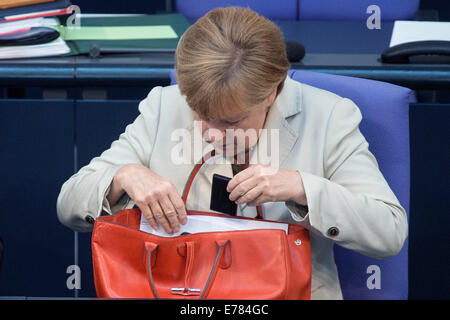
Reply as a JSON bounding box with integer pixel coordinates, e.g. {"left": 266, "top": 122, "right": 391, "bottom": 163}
{"left": 229, "top": 176, "right": 259, "bottom": 202}
{"left": 226, "top": 166, "right": 256, "bottom": 193}
{"left": 235, "top": 184, "right": 264, "bottom": 205}
{"left": 159, "top": 196, "right": 180, "bottom": 233}
{"left": 149, "top": 200, "right": 172, "bottom": 233}
{"left": 139, "top": 204, "right": 158, "bottom": 230}
{"left": 169, "top": 190, "right": 188, "bottom": 225}
{"left": 246, "top": 192, "right": 268, "bottom": 207}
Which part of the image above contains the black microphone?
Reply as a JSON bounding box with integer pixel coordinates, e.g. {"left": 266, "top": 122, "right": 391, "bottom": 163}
{"left": 285, "top": 41, "right": 306, "bottom": 62}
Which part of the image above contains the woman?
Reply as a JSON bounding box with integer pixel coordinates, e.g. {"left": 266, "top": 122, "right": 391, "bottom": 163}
{"left": 57, "top": 7, "right": 408, "bottom": 299}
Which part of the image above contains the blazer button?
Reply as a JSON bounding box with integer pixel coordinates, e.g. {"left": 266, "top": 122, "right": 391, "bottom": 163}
{"left": 85, "top": 215, "right": 95, "bottom": 224}
{"left": 327, "top": 227, "right": 339, "bottom": 237}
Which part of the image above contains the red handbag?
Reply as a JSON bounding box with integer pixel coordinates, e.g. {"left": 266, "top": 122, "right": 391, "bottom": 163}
{"left": 92, "top": 153, "right": 311, "bottom": 299}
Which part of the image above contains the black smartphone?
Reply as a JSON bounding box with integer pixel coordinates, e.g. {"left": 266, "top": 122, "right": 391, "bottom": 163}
{"left": 210, "top": 174, "right": 237, "bottom": 216}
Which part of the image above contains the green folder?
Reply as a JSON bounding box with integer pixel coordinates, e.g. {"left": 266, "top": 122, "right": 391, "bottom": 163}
{"left": 56, "top": 13, "right": 191, "bottom": 56}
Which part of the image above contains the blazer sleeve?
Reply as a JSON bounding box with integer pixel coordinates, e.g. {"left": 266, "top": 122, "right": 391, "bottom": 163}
{"left": 286, "top": 98, "right": 408, "bottom": 259}
{"left": 57, "top": 86, "right": 163, "bottom": 232}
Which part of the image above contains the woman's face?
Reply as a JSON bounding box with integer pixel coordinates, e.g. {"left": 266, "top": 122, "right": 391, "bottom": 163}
{"left": 195, "top": 89, "right": 277, "bottom": 159}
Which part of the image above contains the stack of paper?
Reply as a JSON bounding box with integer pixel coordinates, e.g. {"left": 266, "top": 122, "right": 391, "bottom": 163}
{"left": 0, "top": 0, "right": 73, "bottom": 24}
{"left": 140, "top": 213, "right": 289, "bottom": 238}
{"left": 0, "top": 0, "right": 73, "bottom": 59}
{"left": 390, "top": 20, "right": 450, "bottom": 47}
{"left": 0, "top": 17, "right": 70, "bottom": 59}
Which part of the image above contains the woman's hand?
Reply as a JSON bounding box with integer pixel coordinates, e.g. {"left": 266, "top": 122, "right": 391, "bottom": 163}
{"left": 110, "top": 164, "right": 187, "bottom": 233}
{"left": 226, "top": 165, "right": 307, "bottom": 207}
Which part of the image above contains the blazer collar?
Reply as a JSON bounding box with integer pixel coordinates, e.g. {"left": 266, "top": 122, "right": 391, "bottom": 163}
{"left": 276, "top": 75, "right": 303, "bottom": 119}
{"left": 247, "top": 76, "right": 302, "bottom": 167}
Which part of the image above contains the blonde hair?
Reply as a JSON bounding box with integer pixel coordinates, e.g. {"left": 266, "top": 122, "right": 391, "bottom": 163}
{"left": 175, "top": 7, "right": 290, "bottom": 121}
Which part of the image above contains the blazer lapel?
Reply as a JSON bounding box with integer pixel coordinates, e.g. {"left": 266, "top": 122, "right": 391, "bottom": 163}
{"left": 249, "top": 76, "right": 303, "bottom": 168}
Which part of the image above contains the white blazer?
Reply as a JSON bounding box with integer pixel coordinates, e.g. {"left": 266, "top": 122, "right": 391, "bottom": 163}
{"left": 57, "top": 76, "right": 408, "bottom": 300}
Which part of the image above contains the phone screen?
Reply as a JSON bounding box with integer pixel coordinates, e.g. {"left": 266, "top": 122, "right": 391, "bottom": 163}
{"left": 210, "top": 174, "right": 237, "bottom": 216}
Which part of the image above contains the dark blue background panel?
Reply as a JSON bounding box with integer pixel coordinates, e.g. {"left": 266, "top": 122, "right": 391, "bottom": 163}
{"left": 0, "top": 99, "right": 74, "bottom": 297}
{"left": 276, "top": 20, "right": 394, "bottom": 54}
{"left": 298, "top": 0, "right": 419, "bottom": 21}
{"left": 76, "top": 100, "right": 143, "bottom": 168}
{"left": 409, "top": 104, "right": 450, "bottom": 300}
{"left": 75, "top": 99, "right": 142, "bottom": 297}
{"left": 71, "top": 0, "right": 165, "bottom": 14}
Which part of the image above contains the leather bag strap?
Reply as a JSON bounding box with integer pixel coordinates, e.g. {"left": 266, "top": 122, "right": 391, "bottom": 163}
{"left": 181, "top": 150, "right": 263, "bottom": 219}
{"left": 144, "top": 240, "right": 231, "bottom": 299}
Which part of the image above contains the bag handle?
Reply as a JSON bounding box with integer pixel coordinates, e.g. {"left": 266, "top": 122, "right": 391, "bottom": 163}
{"left": 181, "top": 150, "right": 264, "bottom": 219}
{"left": 144, "top": 240, "right": 231, "bottom": 299}
{"left": 176, "top": 241, "right": 196, "bottom": 295}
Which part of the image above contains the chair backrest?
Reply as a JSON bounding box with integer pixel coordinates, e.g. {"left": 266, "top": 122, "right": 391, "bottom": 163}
{"left": 175, "top": 0, "right": 298, "bottom": 22}
{"left": 175, "top": 0, "right": 420, "bottom": 22}
{"left": 288, "top": 70, "right": 415, "bottom": 299}
{"left": 171, "top": 69, "right": 415, "bottom": 299}
{"left": 298, "top": 0, "right": 420, "bottom": 21}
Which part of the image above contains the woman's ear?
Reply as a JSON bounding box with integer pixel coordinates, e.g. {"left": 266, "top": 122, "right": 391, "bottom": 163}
{"left": 266, "top": 89, "right": 278, "bottom": 107}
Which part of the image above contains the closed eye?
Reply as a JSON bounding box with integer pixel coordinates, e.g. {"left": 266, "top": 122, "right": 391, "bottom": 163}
{"left": 225, "top": 120, "right": 240, "bottom": 125}
{"left": 224, "top": 116, "right": 246, "bottom": 126}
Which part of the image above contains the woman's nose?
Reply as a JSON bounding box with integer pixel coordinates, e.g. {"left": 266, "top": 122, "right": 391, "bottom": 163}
{"left": 202, "top": 122, "right": 226, "bottom": 143}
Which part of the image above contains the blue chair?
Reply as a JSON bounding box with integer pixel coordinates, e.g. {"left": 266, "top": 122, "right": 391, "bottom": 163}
{"left": 175, "top": 0, "right": 420, "bottom": 22}
{"left": 298, "top": 0, "right": 420, "bottom": 21}
{"left": 175, "top": 0, "right": 298, "bottom": 22}
{"left": 288, "top": 70, "right": 415, "bottom": 299}
{"left": 171, "top": 69, "right": 415, "bottom": 299}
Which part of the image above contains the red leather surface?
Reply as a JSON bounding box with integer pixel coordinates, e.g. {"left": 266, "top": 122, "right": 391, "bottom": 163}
{"left": 92, "top": 150, "right": 311, "bottom": 299}
{"left": 92, "top": 209, "right": 311, "bottom": 299}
